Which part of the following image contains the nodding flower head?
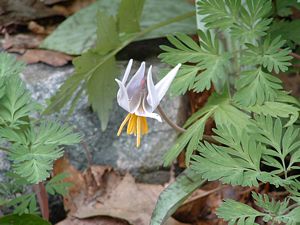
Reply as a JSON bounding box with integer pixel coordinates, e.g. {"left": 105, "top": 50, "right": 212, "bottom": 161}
{"left": 115, "top": 59, "right": 181, "bottom": 147}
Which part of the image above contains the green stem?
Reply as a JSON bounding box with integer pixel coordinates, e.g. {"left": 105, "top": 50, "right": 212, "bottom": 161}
{"left": 0, "top": 146, "right": 9, "bottom": 152}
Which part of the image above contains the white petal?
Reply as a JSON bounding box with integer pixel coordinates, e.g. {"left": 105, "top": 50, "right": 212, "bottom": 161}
{"left": 115, "top": 79, "right": 130, "bottom": 112}
{"left": 134, "top": 95, "right": 162, "bottom": 122}
{"left": 129, "top": 91, "right": 143, "bottom": 114}
{"left": 155, "top": 64, "right": 181, "bottom": 101}
{"left": 135, "top": 109, "right": 162, "bottom": 122}
{"left": 126, "top": 62, "right": 145, "bottom": 98}
{"left": 146, "top": 66, "right": 159, "bottom": 111}
{"left": 122, "top": 59, "right": 133, "bottom": 84}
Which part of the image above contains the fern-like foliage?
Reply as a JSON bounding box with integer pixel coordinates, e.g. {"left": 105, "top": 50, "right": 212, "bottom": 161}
{"left": 234, "top": 68, "right": 283, "bottom": 106}
{"left": 242, "top": 36, "right": 292, "bottom": 74}
{"left": 5, "top": 121, "right": 80, "bottom": 184}
{"left": 46, "top": 173, "right": 72, "bottom": 196}
{"left": 251, "top": 116, "right": 300, "bottom": 179}
{"left": 164, "top": 90, "right": 252, "bottom": 166}
{"left": 7, "top": 194, "right": 38, "bottom": 215}
{"left": 191, "top": 125, "right": 266, "bottom": 187}
{"left": 159, "top": 31, "right": 231, "bottom": 95}
{"left": 218, "top": 192, "right": 300, "bottom": 225}
{"left": 197, "top": 0, "right": 272, "bottom": 41}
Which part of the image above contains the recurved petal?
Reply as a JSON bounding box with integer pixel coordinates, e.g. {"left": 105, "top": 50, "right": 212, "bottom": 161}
{"left": 146, "top": 66, "right": 159, "bottom": 111}
{"left": 115, "top": 79, "right": 130, "bottom": 112}
{"left": 122, "top": 59, "right": 133, "bottom": 84}
{"left": 155, "top": 63, "right": 181, "bottom": 101}
{"left": 126, "top": 61, "right": 146, "bottom": 98}
{"left": 135, "top": 109, "right": 162, "bottom": 122}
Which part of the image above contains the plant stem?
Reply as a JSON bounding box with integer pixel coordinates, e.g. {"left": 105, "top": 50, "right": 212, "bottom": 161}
{"left": 33, "top": 182, "right": 49, "bottom": 221}
{"left": 157, "top": 105, "right": 217, "bottom": 144}
{"left": 0, "top": 146, "right": 9, "bottom": 152}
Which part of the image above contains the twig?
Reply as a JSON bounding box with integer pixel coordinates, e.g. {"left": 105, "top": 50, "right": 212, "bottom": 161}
{"left": 33, "top": 182, "right": 49, "bottom": 221}
{"left": 157, "top": 105, "right": 218, "bottom": 144}
{"left": 289, "top": 52, "right": 300, "bottom": 60}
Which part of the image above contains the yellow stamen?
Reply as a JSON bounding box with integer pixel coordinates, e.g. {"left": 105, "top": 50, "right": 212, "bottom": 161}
{"left": 117, "top": 113, "right": 149, "bottom": 148}
{"left": 137, "top": 116, "right": 141, "bottom": 147}
{"left": 127, "top": 114, "right": 136, "bottom": 134}
{"left": 117, "top": 114, "right": 131, "bottom": 136}
{"left": 141, "top": 117, "right": 148, "bottom": 135}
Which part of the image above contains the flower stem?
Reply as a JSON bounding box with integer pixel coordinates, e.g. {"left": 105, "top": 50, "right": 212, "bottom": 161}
{"left": 157, "top": 105, "right": 217, "bottom": 144}
{"left": 33, "top": 182, "right": 49, "bottom": 221}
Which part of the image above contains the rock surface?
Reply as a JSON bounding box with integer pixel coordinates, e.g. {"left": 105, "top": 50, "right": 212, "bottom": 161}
{"left": 20, "top": 59, "right": 184, "bottom": 183}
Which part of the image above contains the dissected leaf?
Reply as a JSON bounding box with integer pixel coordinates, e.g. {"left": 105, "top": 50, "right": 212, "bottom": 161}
{"left": 217, "top": 199, "right": 263, "bottom": 225}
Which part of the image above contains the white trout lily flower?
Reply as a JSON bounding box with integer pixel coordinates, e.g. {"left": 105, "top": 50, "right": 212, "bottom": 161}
{"left": 116, "top": 59, "right": 181, "bottom": 147}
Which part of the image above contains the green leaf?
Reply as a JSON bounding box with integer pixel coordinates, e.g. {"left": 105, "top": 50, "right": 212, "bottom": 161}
{"left": 234, "top": 67, "right": 283, "bottom": 106}
{"left": 217, "top": 199, "right": 264, "bottom": 225}
{"left": 275, "top": 0, "right": 300, "bottom": 17}
{"left": 46, "top": 173, "right": 72, "bottom": 196}
{"left": 0, "top": 75, "right": 34, "bottom": 128}
{"left": 86, "top": 57, "right": 118, "bottom": 130}
{"left": 96, "top": 12, "right": 120, "bottom": 53}
{"left": 252, "top": 192, "right": 289, "bottom": 222}
{"left": 246, "top": 101, "right": 299, "bottom": 127}
{"left": 197, "top": 0, "right": 239, "bottom": 30}
{"left": 40, "top": 1, "right": 120, "bottom": 55}
{"left": 8, "top": 144, "right": 63, "bottom": 184}
{"left": 0, "top": 214, "right": 50, "bottom": 225}
{"left": 41, "top": 0, "right": 196, "bottom": 55}
{"left": 242, "top": 36, "right": 292, "bottom": 74}
{"left": 7, "top": 194, "right": 38, "bottom": 215}
{"left": 270, "top": 20, "right": 300, "bottom": 46}
{"left": 117, "top": 0, "right": 145, "bottom": 34}
{"left": 0, "top": 53, "right": 25, "bottom": 77}
{"left": 150, "top": 168, "right": 205, "bottom": 225}
{"left": 160, "top": 31, "right": 230, "bottom": 94}
{"left": 191, "top": 125, "right": 263, "bottom": 187}
{"left": 30, "top": 121, "right": 81, "bottom": 147}
{"left": 164, "top": 89, "right": 252, "bottom": 166}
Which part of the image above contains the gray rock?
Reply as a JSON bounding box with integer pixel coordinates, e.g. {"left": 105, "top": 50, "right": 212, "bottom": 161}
{"left": 21, "top": 59, "right": 184, "bottom": 184}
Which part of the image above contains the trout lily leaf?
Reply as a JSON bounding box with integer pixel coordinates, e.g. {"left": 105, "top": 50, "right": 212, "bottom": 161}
{"left": 116, "top": 59, "right": 181, "bottom": 147}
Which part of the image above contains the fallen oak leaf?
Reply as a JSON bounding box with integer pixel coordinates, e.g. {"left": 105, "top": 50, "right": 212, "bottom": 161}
{"left": 17, "top": 49, "right": 73, "bottom": 66}
{"left": 56, "top": 216, "right": 129, "bottom": 225}
{"left": 3, "top": 33, "right": 44, "bottom": 50}
{"left": 75, "top": 173, "right": 164, "bottom": 225}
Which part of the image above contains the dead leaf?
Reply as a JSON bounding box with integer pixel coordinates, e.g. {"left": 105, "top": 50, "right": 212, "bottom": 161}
{"left": 52, "top": 0, "right": 96, "bottom": 16}
{"left": 28, "top": 21, "right": 53, "bottom": 35}
{"left": 3, "top": 33, "right": 44, "bottom": 50}
{"left": 56, "top": 216, "right": 129, "bottom": 225}
{"left": 55, "top": 163, "right": 164, "bottom": 225}
{"left": 17, "top": 49, "right": 72, "bottom": 66}
{"left": 75, "top": 172, "right": 164, "bottom": 225}
{"left": 53, "top": 157, "right": 86, "bottom": 212}
{"left": 0, "top": 0, "right": 62, "bottom": 29}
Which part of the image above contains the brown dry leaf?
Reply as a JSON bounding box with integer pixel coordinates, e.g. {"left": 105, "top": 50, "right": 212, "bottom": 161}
{"left": 27, "top": 21, "right": 54, "bottom": 35}
{"left": 17, "top": 49, "right": 72, "bottom": 66}
{"left": 56, "top": 216, "right": 129, "bottom": 225}
{"left": 3, "top": 33, "right": 44, "bottom": 50}
{"left": 0, "top": 0, "right": 62, "bottom": 28}
{"left": 75, "top": 172, "right": 164, "bottom": 225}
{"left": 52, "top": 0, "right": 96, "bottom": 16}
{"left": 55, "top": 163, "right": 178, "bottom": 225}
{"left": 53, "top": 157, "right": 86, "bottom": 212}
{"left": 57, "top": 216, "right": 189, "bottom": 225}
